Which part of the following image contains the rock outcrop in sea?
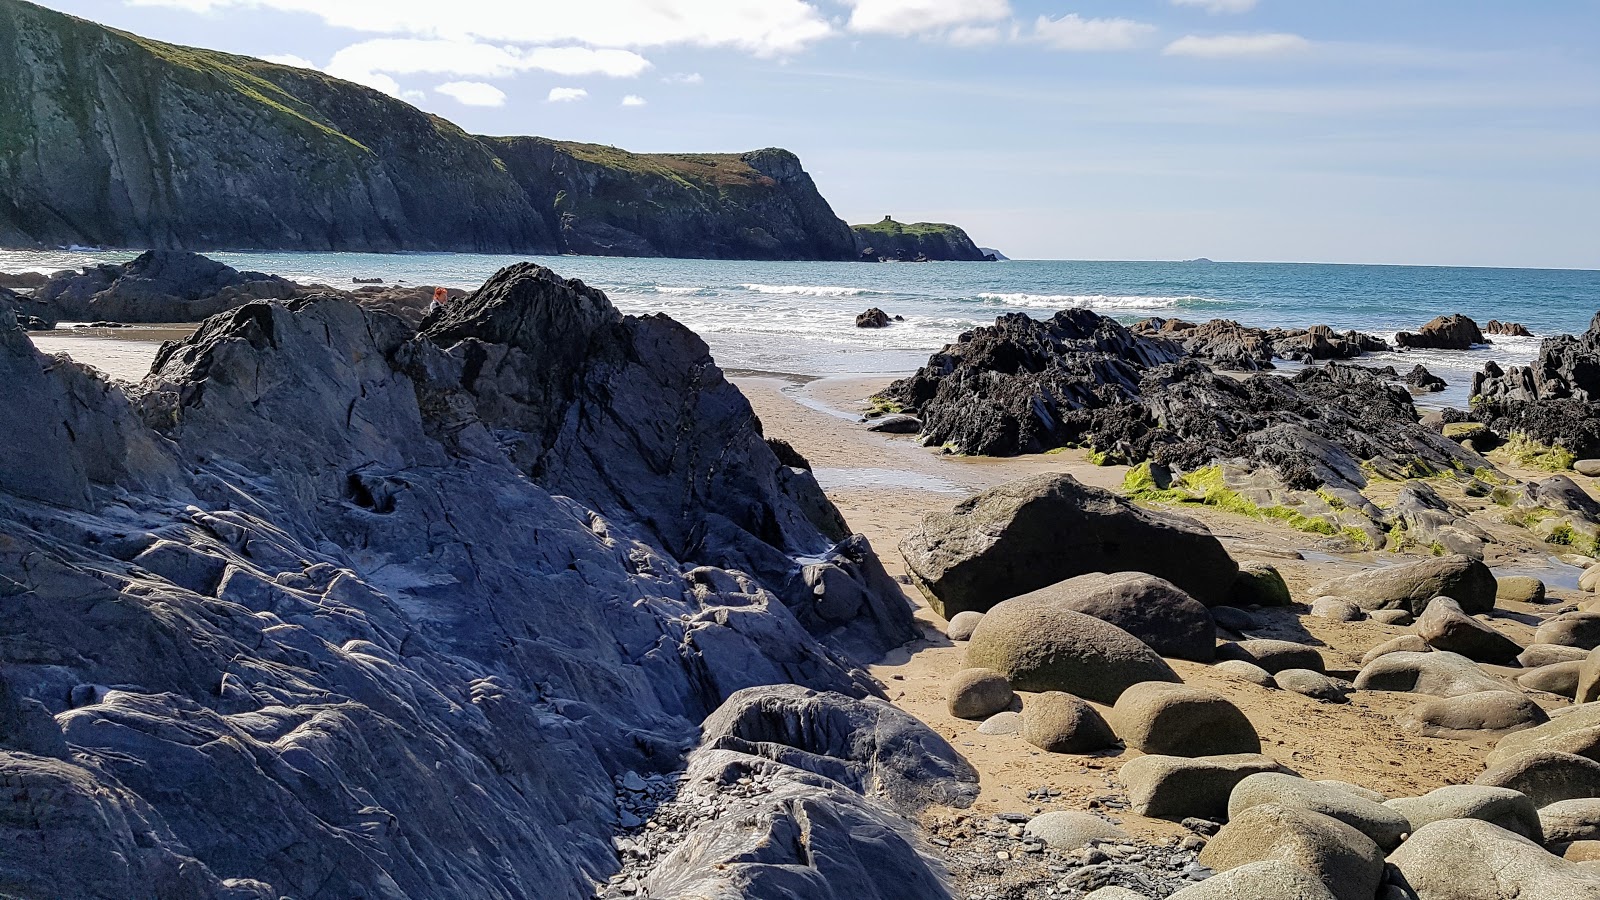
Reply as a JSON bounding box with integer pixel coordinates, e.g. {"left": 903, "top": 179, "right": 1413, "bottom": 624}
{"left": 851, "top": 217, "right": 991, "bottom": 262}
{"left": 0, "top": 1, "right": 873, "bottom": 261}
{"left": 1468, "top": 312, "right": 1600, "bottom": 459}
{"left": 0, "top": 264, "right": 970, "bottom": 897}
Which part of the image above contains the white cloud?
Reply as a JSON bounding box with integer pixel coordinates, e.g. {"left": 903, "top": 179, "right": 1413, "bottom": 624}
{"left": 262, "top": 53, "right": 315, "bottom": 68}
{"left": 435, "top": 80, "right": 506, "bottom": 106}
{"left": 1164, "top": 33, "right": 1311, "bottom": 59}
{"left": 947, "top": 25, "right": 1004, "bottom": 47}
{"left": 547, "top": 87, "right": 589, "bottom": 102}
{"left": 621, "top": 94, "right": 647, "bottom": 107}
{"left": 326, "top": 39, "right": 650, "bottom": 84}
{"left": 664, "top": 72, "right": 704, "bottom": 84}
{"left": 128, "top": 0, "right": 833, "bottom": 55}
{"left": 1172, "top": 0, "right": 1259, "bottom": 14}
{"left": 1032, "top": 14, "right": 1156, "bottom": 51}
{"left": 846, "top": 0, "right": 1011, "bottom": 37}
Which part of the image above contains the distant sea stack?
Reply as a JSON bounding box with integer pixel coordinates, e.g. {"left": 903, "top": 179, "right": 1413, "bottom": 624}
{"left": 852, "top": 216, "right": 991, "bottom": 262}
{"left": 0, "top": 0, "right": 859, "bottom": 261}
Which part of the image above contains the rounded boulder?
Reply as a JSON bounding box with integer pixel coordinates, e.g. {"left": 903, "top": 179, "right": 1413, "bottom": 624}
{"left": 1111, "top": 682, "right": 1260, "bottom": 757}
{"left": 1384, "top": 784, "right": 1543, "bottom": 841}
{"left": 1216, "top": 639, "right": 1326, "bottom": 674}
{"left": 1008, "top": 571, "right": 1217, "bottom": 662}
{"left": 1396, "top": 690, "right": 1549, "bottom": 739}
{"left": 965, "top": 599, "right": 1179, "bottom": 703}
{"left": 1228, "top": 772, "right": 1410, "bottom": 850}
{"left": 946, "top": 668, "right": 1015, "bottom": 720}
{"left": 1020, "top": 691, "right": 1118, "bottom": 754}
{"left": 945, "top": 610, "right": 984, "bottom": 641}
{"left": 1198, "top": 803, "right": 1383, "bottom": 900}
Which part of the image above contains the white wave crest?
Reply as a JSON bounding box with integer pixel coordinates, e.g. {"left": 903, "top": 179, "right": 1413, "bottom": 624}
{"left": 740, "top": 283, "right": 886, "bottom": 298}
{"left": 653, "top": 285, "right": 707, "bottom": 295}
{"left": 977, "top": 292, "right": 1219, "bottom": 310}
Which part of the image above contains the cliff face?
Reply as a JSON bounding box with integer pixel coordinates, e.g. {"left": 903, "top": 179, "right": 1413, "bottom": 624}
{"left": 0, "top": 0, "right": 857, "bottom": 260}
{"left": 852, "top": 217, "right": 989, "bottom": 262}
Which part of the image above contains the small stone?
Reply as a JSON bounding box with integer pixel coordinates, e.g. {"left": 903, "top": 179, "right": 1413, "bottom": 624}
{"left": 621, "top": 771, "right": 647, "bottom": 792}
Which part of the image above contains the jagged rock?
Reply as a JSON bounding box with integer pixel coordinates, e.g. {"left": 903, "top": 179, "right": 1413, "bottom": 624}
{"left": 1395, "top": 314, "right": 1486, "bottom": 350}
{"left": 1020, "top": 691, "right": 1119, "bottom": 754}
{"left": 965, "top": 599, "right": 1179, "bottom": 702}
{"left": 1487, "top": 320, "right": 1534, "bottom": 337}
{"left": 1476, "top": 750, "right": 1600, "bottom": 808}
{"left": 1406, "top": 365, "right": 1447, "bottom": 393}
{"left": 1391, "top": 482, "right": 1490, "bottom": 558}
{"left": 1535, "top": 611, "right": 1600, "bottom": 650}
{"left": 1498, "top": 576, "right": 1547, "bottom": 605}
{"left": 1268, "top": 324, "right": 1389, "bottom": 362}
{"left": 946, "top": 668, "right": 1015, "bottom": 720}
{"left": 1414, "top": 597, "right": 1523, "bottom": 664}
{"left": 1216, "top": 640, "right": 1325, "bottom": 674}
{"left": 1008, "top": 572, "right": 1218, "bottom": 661}
{"left": 1119, "top": 753, "right": 1292, "bottom": 820}
{"left": 855, "top": 307, "right": 892, "bottom": 328}
{"left": 1385, "top": 785, "right": 1542, "bottom": 841}
{"left": 1354, "top": 650, "right": 1508, "bottom": 697}
{"left": 1396, "top": 691, "right": 1549, "bottom": 739}
{"left": 1110, "top": 683, "right": 1260, "bottom": 757}
{"left": 1228, "top": 773, "right": 1411, "bottom": 850}
{"left": 1273, "top": 669, "right": 1349, "bottom": 703}
{"left": 1388, "top": 818, "right": 1600, "bottom": 899}
{"left": 1487, "top": 702, "right": 1600, "bottom": 765}
{"left": 1541, "top": 798, "right": 1600, "bottom": 844}
{"left": 1131, "top": 317, "right": 1274, "bottom": 371}
{"left": 34, "top": 250, "right": 297, "bottom": 322}
{"left": 1469, "top": 314, "right": 1600, "bottom": 458}
{"left": 1311, "top": 555, "right": 1498, "bottom": 615}
{"left": 1198, "top": 803, "right": 1384, "bottom": 900}
{"left": 900, "top": 473, "right": 1238, "bottom": 616}
{"left": 0, "top": 265, "right": 945, "bottom": 898}
{"left": 1166, "top": 860, "right": 1337, "bottom": 899}
{"left": 1024, "top": 811, "right": 1129, "bottom": 850}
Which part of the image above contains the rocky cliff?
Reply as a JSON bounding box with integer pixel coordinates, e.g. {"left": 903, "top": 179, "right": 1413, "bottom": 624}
{"left": 0, "top": 0, "right": 859, "bottom": 260}
{"left": 852, "top": 217, "right": 990, "bottom": 262}
{"left": 0, "top": 264, "right": 972, "bottom": 897}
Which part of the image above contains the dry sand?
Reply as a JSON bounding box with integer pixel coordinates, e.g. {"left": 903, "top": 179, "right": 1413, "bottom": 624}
{"left": 734, "top": 372, "right": 1590, "bottom": 851}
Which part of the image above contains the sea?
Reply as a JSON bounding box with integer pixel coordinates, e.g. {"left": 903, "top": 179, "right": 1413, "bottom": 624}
{"left": 6, "top": 248, "right": 1598, "bottom": 409}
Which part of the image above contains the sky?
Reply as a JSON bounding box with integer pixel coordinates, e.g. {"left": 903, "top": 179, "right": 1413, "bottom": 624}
{"left": 34, "top": 0, "right": 1600, "bottom": 268}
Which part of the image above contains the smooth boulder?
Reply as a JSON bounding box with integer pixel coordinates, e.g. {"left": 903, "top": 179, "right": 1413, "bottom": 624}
{"left": 1165, "top": 860, "right": 1337, "bottom": 899}
{"left": 1009, "top": 572, "right": 1217, "bottom": 662}
{"left": 1518, "top": 661, "right": 1584, "bottom": 697}
{"left": 1198, "top": 803, "right": 1383, "bottom": 900}
{"left": 1475, "top": 750, "right": 1600, "bottom": 808}
{"left": 1229, "top": 773, "right": 1411, "bottom": 850}
{"left": 1111, "top": 683, "right": 1260, "bottom": 757}
{"left": 1535, "top": 612, "right": 1600, "bottom": 650}
{"left": 1396, "top": 690, "right": 1549, "bottom": 739}
{"left": 1020, "top": 691, "right": 1118, "bottom": 754}
{"left": 965, "top": 599, "right": 1179, "bottom": 703}
{"left": 1274, "top": 669, "right": 1349, "bottom": 703}
{"left": 945, "top": 610, "right": 983, "bottom": 641}
{"left": 1311, "top": 555, "right": 1497, "bottom": 615}
{"left": 1024, "top": 811, "right": 1128, "bottom": 850}
{"left": 901, "top": 474, "right": 1239, "bottom": 617}
{"left": 1388, "top": 818, "right": 1600, "bottom": 900}
{"left": 1487, "top": 703, "right": 1600, "bottom": 765}
{"left": 1353, "top": 650, "right": 1507, "bottom": 697}
{"left": 1214, "top": 660, "right": 1275, "bottom": 688}
{"left": 1541, "top": 798, "right": 1600, "bottom": 844}
{"left": 1414, "top": 596, "right": 1522, "bottom": 665}
{"left": 1230, "top": 563, "right": 1292, "bottom": 607}
{"left": 1361, "top": 634, "right": 1431, "bottom": 665}
{"left": 946, "top": 668, "right": 1015, "bottom": 720}
{"left": 1580, "top": 645, "right": 1600, "bottom": 703}
{"left": 1497, "top": 576, "right": 1547, "bottom": 605}
{"left": 1119, "top": 753, "right": 1291, "bottom": 820}
{"left": 1384, "top": 785, "right": 1543, "bottom": 841}
{"left": 1216, "top": 640, "right": 1325, "bottom": 674}
{"left": 1309, "top": 597, "right": 1362, "bottom": 622}
{"left": 1519, "top": 644, "right": 1591, "bottom": 668}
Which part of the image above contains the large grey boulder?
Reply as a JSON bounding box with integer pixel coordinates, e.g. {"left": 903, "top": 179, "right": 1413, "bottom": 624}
{"left": 1396, "top": 690, "right": 1549, "bottom": 739}
{"left": 1311, "top": 555, "right": 1497, "bottom": 615}
{"left": 1111, "top": 683, "right": 1260, "bottom": 757}
{"left": 1518, "top": 661, "right": 1585, "bottom": 697}
{"left": 1520, "top": 644, "right": 1592, "bottom": 668}
{"left": 1165, "top": 860, "right": 1337, "bottom": 899}
{"left": 1388, "top": 818, "right": 1600, "bottom": 899}
{"left": 964, "top": 599, "right": 1179, "bottom": 702}
{"left": 1353, "top": 650, "right": 1508, "bottom": 697}
{"left": 1384, "top": 785, "right": 1543, "bottom": 841}
{"left": 1541, "top": 798, "right": 1600, "bottom": 844}
{"left": 1021, "top": 691, "right": 1119, "bottom": 754}
{"left": 34, "top": 250, "right": 298, "bottom": 322}
{"left": 1414, "top": 597, "right": 1523, "bottom": 664}
{"left": 1198, "top": 803, "right": 1383, "bottom": 900}
{"left": 1008, "top": 572, "right": 1217, "bottom": 661}
{"left": 1024, "top": 811, "right": 1129, "bottom": 850}
{"left": 1216, "top": 640, "right": 1326, "bottom": 674}
{"left": 1487, "top": 702, "right": 1600, "bottom": 765}
{"left": 1475, "top": 750, "right": 1600, "bottom": 808}
{"left": 900, "top": 473, "right": 1238, "bottom": 617}
{"left": 1229, "top": 773, "right": 1411, "bottom": 850}
{"left": 1119, "top": 753, "right": 1292, "bottom": 820}
{"left": 1536, "top": 612, "right": 1600, "bottom": 650}
{"left": 1498, "top": 575, "right": 1548, "bottom": 605}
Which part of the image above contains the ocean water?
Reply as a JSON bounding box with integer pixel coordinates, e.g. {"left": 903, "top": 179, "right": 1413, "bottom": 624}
{"left": 6, "top": 248, "right": 1597, "bottom": 407}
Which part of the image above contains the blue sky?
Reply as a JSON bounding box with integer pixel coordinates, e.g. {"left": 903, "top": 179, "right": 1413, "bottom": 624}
{"left": 37, "top": 0, "right": 1600, "bottom": 268}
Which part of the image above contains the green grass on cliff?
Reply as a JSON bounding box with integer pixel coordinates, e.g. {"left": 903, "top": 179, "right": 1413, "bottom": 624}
{"left": 546, "top": 141, "right": 778, "bottom": 192}
{"left": 851, "top": 217, "right": 966, "bottom": 238}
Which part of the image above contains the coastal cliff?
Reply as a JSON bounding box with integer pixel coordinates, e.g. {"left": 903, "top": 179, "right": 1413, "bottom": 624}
{"left": 852, "top": 217, "right": 990, "bottom": 262}
{"left": 0, "top": 0, "right": 860, "bottom": 260}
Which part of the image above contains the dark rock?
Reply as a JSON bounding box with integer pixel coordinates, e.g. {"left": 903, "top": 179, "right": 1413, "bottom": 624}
{"left": 867, "top": 414, "right": 921, "bottom": 434}
{"left": 1406, "top": 365, "right": 1447, "bottom": 392}
{"left": 1132, "top": 317, "right": 1274, "bottom": 371}
{"left": 1311, "top": 555, "right": 1498, "bottom": 616}
{"left": 1217, "top": 640, "right": 1326, "bottom": 674}
{"left": 1008, "top": 572, "right": 1218, "bottom": 662}
{"left": 1395, "top": 314, "right": 1486, "bottom": 350}
{"left": 850, "top": 217, "right": 988, "bottom": 262}
{"left": 856, "top": 307, "right": 893, "bottom": 328}
{"left": 1415, "top": 597, "right": 1523, "bottom": 664}
{"left": 1486, "top": 320, "right": 1534, "bottom": 337}
{"left": 35, "top": 250, "right": 297, "bottom": 322}
{"left": 900, "top": 473, "right": 1238, "bottom": 616}
{"left": 1268, "top": 324, "right": 1390, "bottom": 362}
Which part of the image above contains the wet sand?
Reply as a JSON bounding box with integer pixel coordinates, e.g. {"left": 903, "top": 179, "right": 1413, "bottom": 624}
{"left": 28, "top": 324, "right": 192, "bottom": 382}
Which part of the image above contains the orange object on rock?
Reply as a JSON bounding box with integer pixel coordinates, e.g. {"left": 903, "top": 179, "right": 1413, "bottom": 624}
{"left": 433, "top": 287, "right": 448, "bottom": 303}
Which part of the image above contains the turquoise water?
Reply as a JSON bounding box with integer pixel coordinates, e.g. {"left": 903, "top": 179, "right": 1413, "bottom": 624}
{"left": 6, "top": 248, "right": 1597, "bottom": 406}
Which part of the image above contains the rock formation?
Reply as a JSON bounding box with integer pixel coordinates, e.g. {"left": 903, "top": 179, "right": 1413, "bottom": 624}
{"left": 1469, "top": 312, "right": 1600, "bottom": 457}
{"left": 1395, "top": 314, "right": 1486, "bottom": 350}
{"left": 32, "top": 250, "right": 297, "bottom": 321}
{"left": 1131, "top": 318, "right": 1275, "bottom": 371}
{"left": 0, "top": 263, "right": 961, "bottom": 898}
{"left": 851, "top": 216, "right": 989, "bottom": 262}
{"left": 0, "top": 1, "right": 865, "bottom": 261}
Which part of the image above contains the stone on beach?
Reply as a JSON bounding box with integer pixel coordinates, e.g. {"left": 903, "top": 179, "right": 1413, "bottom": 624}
{"left": 1519, "top": 644, "right": 1591, "bottom": 668}
{"left": 1007, "top": 572, "right": 1218, "bottom": 662}
{"left": 945, "top": 610, "right": 983, "bottom": 641}
{"left": 1413, "top": 596, "right": 1523, "bottom": 664}
{"left": 1198, "top": 803, "right": 1383, "bottom": 900}
{"left": 900, "top": 473, "right": 1238, "bottom": 617}
{"left": 1487, "top": 702, "right": 1600, "bottom": 766}
{"left": 1020, "top": 691, "right": 1118, "bottom": 754}
{"left": 1110, "top": 682, "right": 1260, "bottom": 757}
{"left": 1383, "top": 785, "right": 1543, "bottom": 841}
{"left": 1229, "top": 563, "right": 1292, "bottom": 608}
{"left": 1540, "top": 798, "right": 1600, "bottom": 845}
{"left": 1215, "top": 640, "right": 1326, "bottom": 674}
{"left": 964, "top": 599, "right": 1179, "bottom": 702}
{"left": 1518, "top": 661, "right": 1585, "bottom": 697}
{"left": 1497, "top": 575, "right": 1547, "bottom": 605}
{"left": 1353, "top": 650, "right": 1508, "bottom": 698}
{"left": 1213, "top": 660, "right": 1276, "bottom": 688}
{"left": 1024, "top": 811, "right": 1129, "bottom": 850}
{"left": 1387, "top": 818, "right": 1600, "bottom": 900}
{"left": 1534, "top": 611, "right": 1600, "bottom": 650}
{"left": 1361, "top": 634, "right": 1430, "bottom": 665}
{"left": 1475, "top": 750, "right": 1600, "bottom": 808}
{"left": 1310, "top": 554, "right": 1497, "bottom": 615}
{"left": 1120, "top": 753, "right": 1291, "bottom": 820}
{"left": 945, "top": 668, "right": 1015, "bottom": 720}
{"left": 1165, "top": 860, "right": 1337, "bottom": 900}
{"left": 1395, "top": 690, "right": 1548, "bottom": 739}
{"left": 1228, "top": 772, "right": 1411, "bottom": 850}
{"left": 1273, "top": 669, "right": 1349, "bottom": 703}
{"left": 1309, "top": 597, "right": 1362, "bottom": 621}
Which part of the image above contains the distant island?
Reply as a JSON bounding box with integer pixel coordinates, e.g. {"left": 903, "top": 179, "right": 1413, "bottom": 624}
{"left": 850, "top": 216, "right": 991, "bottom": 262}
{"left": 0, "top": 0, "right": 984, "bottom": 263}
